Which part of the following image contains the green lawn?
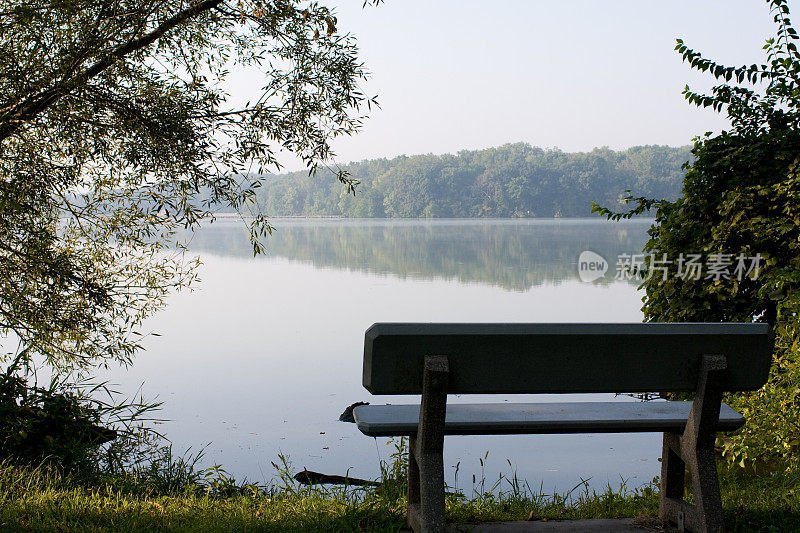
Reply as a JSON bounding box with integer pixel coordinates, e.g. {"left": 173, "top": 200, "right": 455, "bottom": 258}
{"left": 1, "top": 460, "right": 798, "bottom": 532}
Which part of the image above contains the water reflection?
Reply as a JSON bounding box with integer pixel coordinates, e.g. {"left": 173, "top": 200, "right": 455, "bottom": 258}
{"left": 105, "top": 219, "right": 659, "bottom": 493}
{"left": 187, "top": 218, "right": 651, "bottom": 290}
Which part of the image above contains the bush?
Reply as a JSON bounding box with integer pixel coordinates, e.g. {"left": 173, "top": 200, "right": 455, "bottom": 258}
{"left": 0, "top": 369, "right": 114, "bottom": 472}
{"left": 595, "top": 0, "right": 800, "bottom": 469}
{"left": 640, "top": 129, "right": 800, "bottom": 469}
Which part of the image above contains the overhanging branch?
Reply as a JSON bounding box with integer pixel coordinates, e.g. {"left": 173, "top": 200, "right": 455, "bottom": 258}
{"left": 0, "top": 0, "right": 224, "bottom": 143}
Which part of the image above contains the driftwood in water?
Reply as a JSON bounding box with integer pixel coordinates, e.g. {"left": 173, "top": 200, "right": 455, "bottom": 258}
{"left": 338, "top": 401, "right": 369, "bottom": 423}
{"left": 294, "top": 469, "right": 380, "bottom": 487}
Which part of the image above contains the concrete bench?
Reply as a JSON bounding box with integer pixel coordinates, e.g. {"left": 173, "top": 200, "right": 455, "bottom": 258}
{"left": 352, "top": 323, "right": 773, "bottom": 533}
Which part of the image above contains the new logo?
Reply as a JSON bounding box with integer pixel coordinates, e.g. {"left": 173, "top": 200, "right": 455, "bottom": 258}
{"left": 578, "top": 251, "right": 608, "bottom": 282}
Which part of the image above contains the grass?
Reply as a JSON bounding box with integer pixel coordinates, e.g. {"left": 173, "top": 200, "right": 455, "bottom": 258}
{"left": 1, "top": 450, "right": 800, "bottom": 532}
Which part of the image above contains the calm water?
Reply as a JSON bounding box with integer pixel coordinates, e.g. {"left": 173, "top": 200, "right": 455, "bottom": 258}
{"left": 104, "top": 218, "right": 661, "bottom": 493}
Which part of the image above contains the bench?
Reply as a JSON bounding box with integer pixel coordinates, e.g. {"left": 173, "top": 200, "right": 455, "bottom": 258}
{"left": 352, "top": 323, "right": 773, "bottom": 533}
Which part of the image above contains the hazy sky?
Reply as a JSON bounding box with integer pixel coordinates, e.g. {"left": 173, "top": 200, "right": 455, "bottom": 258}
{"left": 228, "top": 1, "right": 784, "bottom": 168}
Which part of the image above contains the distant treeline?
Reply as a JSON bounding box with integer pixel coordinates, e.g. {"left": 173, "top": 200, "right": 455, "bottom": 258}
{"left": 252, "top": 143, "right": 691, "bottom": 218}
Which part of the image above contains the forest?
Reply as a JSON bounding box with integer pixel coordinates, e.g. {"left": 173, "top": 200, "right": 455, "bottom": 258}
{"left": 255, "top": 143, "right": 692, "bottom": 218}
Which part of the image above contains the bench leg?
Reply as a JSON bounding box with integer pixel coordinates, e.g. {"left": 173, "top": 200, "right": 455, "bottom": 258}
{"left": 658, "top": 355, "right": 727, "bottom": 533}
{"left": 659, "top": 431, "right": 685, "bottom": 512}
{"left": 690, "top": 444, "right": 724, "bottom": 533}
{"left": 407, "top": 436, "right": 422, "bottom": 530}
{"left": 407, "top": 436, "right": 446, "bottom": 533}
{"left": 407, "top": 355, "right": 448, "bottom": 533}
{"left": 659, "top": 431, "right": 724, "bottom": 533}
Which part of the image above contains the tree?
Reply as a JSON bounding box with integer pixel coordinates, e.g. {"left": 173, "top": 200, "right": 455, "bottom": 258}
{"left": 594, "top": 0, "right": 800, "bottom": 469}
{"left": 0, "top": 1, "right": 377, "bottom": 373}
{"left": 253, "top": 143, "right": 690, "bottom": 218}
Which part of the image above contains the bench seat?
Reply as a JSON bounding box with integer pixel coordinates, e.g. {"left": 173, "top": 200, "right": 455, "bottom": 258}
{"left": 353, "top": 401, "right": 745, "bottom": 437}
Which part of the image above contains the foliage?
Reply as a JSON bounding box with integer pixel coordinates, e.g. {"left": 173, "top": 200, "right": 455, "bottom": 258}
{"left": 3, "top": 453, "right": 800, "bottom": 532}
{"left": 640, "top": 127, "right": 800, "bottom": 469}
{"left": 0, "top": 0, "right": 376, "bottom": 374}
{"left": 598, "top": 0, "right": 800, "bottom": 469}
{"left": 0, "top": 355, "right": 165, "bottom": 475}
{"left": 254, "top": 143, "right": 691, "bottom": 218}
{"left": 0, "top": 369, "right": 106, "bottom": 471}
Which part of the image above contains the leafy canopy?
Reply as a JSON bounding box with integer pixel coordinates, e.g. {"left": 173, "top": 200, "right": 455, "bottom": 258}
{"left": 0, "top": 0, "right": 376, "bottom": 372}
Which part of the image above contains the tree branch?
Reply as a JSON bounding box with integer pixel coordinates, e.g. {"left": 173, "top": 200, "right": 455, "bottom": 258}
{"left": 0, "top": 0, "right": 224, "bottom": 143}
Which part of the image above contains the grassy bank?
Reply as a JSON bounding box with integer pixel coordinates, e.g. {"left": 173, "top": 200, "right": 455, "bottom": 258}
{"left": 1, "top": 458, "right": 799, "bottom": 532}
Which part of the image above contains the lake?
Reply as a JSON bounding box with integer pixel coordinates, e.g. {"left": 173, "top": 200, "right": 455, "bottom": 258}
{"left": 105, "top": 218, "right": 660, "bottom": 495}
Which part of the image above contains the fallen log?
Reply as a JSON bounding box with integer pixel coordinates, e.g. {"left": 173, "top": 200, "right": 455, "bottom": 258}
{"left": 293, "top": 469, "right": 380, "bottom": 487}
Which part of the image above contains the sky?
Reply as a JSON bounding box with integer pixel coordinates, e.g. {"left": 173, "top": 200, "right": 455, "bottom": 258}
{"left": 228, "top": 1, "right": 786, "bottom": 169}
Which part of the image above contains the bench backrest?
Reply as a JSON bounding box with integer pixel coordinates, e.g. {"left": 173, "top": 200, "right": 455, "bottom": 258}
{"left": 362, "top": 323, "right": 773, "bottom": 395}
